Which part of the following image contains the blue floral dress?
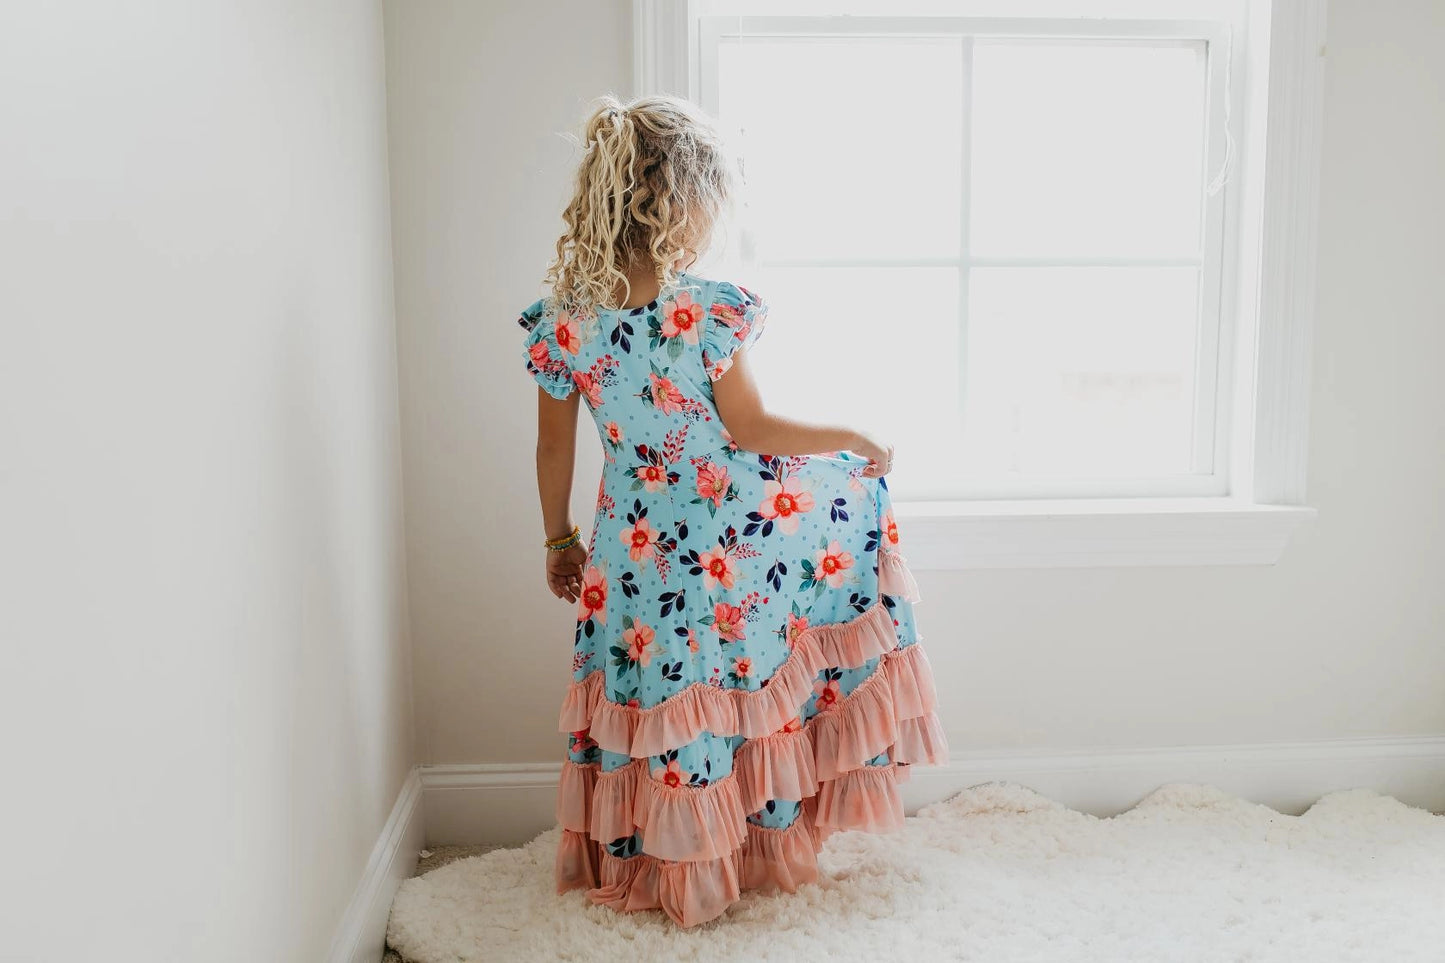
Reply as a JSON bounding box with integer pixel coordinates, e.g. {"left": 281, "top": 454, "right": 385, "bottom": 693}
{"left": 520, "top": 272, "right": 947, "bottom": 928}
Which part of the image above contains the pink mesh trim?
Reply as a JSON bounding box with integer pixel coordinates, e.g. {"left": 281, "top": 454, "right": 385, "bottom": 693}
{"left": 893, "top": 711, "right": 950, "bottom": 767}
{"left": 558, "top": 601, "right": 900, "bottom": 756}
{"left": 590, "top": 758, "right": 641, "bottom": 844}
{"left": 656, "top": 847, "right": 744, "bottom": 928}
{"left": 632, "top": 760, "right": 751, "bottom": 862}
{"left": 556, "top": 641, "right": 945, "bottom": 861}
{"left": 734, "top": 726, "right": 817, "bottom": 816}
{"left": 885, "top": 640, "right": 939, "bottom": 720}
{"left": 810, "top": 660, "right": 898, "bottom": 782}
{"left": 555, "top": 754, "right": 596, "bottom": 833}
{"left": 812, "top": 764, "right": 905, "bottom": 835}
{"left": 556, "top": 600, "right": 944, "bottom": 923}
{"left": 738, "top": 808, "right": 822, "bottom": 893}
{"left": 878, "top": 548, "right": 922, "bottom": 602}
{"left": 591, "top": 846, "right": 665, "bottom": 914}
{"left": 556, "top": 828, "right": 601, "bottom": 893}
{"left": 557, "top": 757, "right": 747, "bottom": 862}
{"left": 579, "top": 801, "right": 827, "bottom": 927}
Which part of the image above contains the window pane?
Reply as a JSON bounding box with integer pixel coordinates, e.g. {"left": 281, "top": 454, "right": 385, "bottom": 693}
{"left": 716, "top": 38, "right": 963, "bottom": 261}
{"left": 743, "top": 266, "right": 962, "bottom": 495}
{"left": 962, "top": 267, "right": 1200, "bottom": 478}
{"left": 970, "top": 41, "right": 1207, "bottom": 259}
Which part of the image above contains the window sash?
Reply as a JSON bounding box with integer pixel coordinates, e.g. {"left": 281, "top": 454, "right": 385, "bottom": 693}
{"left": 697, "top": 15, "right": 1235, "bottom": 500}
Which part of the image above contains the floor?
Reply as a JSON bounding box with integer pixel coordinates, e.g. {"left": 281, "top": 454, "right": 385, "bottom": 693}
{"left": 384, "top": 845, "right": 503, "bottom": 963}
{"left": 382, "top": 781, "right": 1445, "bottom": 963}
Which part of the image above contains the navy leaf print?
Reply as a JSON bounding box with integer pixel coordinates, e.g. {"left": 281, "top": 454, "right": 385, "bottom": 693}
{"left": 607, "top": 834, "right": 640, "bottom": 858}
{"left": 764, "top": 560, "right": 787, "bottom": 591}
{"left": 658, "top": 590, "right": 686, "bottom": 618}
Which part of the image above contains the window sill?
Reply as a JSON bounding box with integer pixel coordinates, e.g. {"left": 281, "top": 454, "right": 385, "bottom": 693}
{"left": 891, "top": 497, "right": 1317, "bottom": 570}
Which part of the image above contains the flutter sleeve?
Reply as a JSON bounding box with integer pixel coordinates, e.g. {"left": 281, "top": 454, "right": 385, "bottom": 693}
{"left": 700, "top": 280, "right": 768, "bottom": 382}
{"left": 518, "top": 298, "right": 576, "bottom": 400}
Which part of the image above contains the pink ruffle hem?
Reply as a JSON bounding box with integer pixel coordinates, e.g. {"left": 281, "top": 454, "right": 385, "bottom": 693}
{"left": 554, "top": 592, "right": 948, "bottom": 928}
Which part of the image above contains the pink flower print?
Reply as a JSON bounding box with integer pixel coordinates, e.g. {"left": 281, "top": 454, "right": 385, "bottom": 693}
{"left": 604, "top": 422, "right": 624, "bottom": 446}
{"left": 636, "top": 462, "right": 670, "bottom": 493}
{"left": 570, "top": 727, "right": 598, "bottom": 754}
{"left": 786, "top": 612, "right": 809, "bottom": 650}
{"left": 686, "top": 628, "right": 699, "bottom": 653}
{"left": 695, "top": 461, "right": 731, "bottom": 508}
{"left": 528, "top": 340, "right": 552, "bottom": 368}
{"left": 697, "top": 545, "right": 737, "bottom": 592}
{"left": 649, "top": 372, "right": 686, "bottom": 415}
{"left": 732, "top": 656, "right": 752, "bottom": 678}
{"left": 709, "top": 300, "right": 745, "bottom": 328}
{"left": 554, "top": 312, "right": 581, "bottom": 355}
{"left": 712, "top": 601, "right": 746, "bottom": 643}
{"left": 758, "top": 476, "right": 815, "bottom": 535}
{"left": 623, "top": 621, "right": 656, "bottom": 667}
{"left": 653, "top": 757, "right": 690, "bottom": 788}
{"left": 813, "top": 677, "right": 841, "bottom": 712}
{"left": 576, "top": 566, "right": 607, "bottom": 625}
{"left": 660, "top": 291, "right": 704, "bottom": 344}
{"left": 814, "top": 540, "right": 854, "bottom": 588}
{"left": 572, "top": 370, "right": 602, "bottom": 408}
{"left": 883, "top": 509, "right": 900, "bottom": 547}
{"left": 778, "top": 715, "right": 803, "bottom": 734}
{"left": 620, "top": 516, "right": 660, "bottom": 563}
{"left": 721, "top": 427, "right": 739, "bottom": 453}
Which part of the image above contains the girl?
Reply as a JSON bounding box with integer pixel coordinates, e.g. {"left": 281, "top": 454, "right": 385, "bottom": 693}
{"left": 521, "top": 94, "right": 948, "bottom": 928}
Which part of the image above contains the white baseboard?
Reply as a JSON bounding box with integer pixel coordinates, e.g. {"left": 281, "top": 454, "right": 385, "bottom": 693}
{"left": 326, "top": 768, "right": 425, "bottom": 963}
{"left": 417, "top": 734, "right": 1445, "bottom": 846}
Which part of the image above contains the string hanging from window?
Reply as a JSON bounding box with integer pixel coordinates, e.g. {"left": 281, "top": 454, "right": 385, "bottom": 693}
{"left": 1206, "top": 25, "right": 1236, "bottom": 196}
{"left": 733, "top": 11, "right": 759, "bottom": 268}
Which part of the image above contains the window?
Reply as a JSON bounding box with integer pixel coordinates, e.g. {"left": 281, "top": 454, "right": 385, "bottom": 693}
{"left": 635, "top": 0, "right": 1324, "bottom": 566}
{"left": 702, "top": 19, "right": 1228, "bottom": 501}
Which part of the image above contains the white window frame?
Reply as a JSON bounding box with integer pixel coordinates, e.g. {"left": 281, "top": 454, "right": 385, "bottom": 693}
{"left": 633, "top": 0, "right": 1324, "bottom": 569}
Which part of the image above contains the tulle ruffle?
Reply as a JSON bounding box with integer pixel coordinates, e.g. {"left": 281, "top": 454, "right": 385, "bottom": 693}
{"left": 556, "top": 639, "right": 945, "bottom": 856}
{"left": 555, "top": 777, "right": 880, "bottom": 927}
{"left": 878, "top": 547, "right": 922, "bottom": 602}
{"left": 556, "top": 563, "right": 948, "bottom": 928}
{"left": 558, "top": 600, "right": 905, "bottom": 757}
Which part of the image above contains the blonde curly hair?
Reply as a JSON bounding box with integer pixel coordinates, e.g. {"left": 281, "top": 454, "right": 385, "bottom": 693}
{"left": 544, "top": 94, "right": 737, "bottom": 316}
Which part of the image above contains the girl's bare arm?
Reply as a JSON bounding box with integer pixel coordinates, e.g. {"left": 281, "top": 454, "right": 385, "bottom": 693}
{"left": 712, "top": 349, "right": 892, "bottom": 477}
{"left": 535, "top": 387, "right": 587, "bottom": 602}
{"left": 535, "top": 387, "right": 581, "bottom": 538}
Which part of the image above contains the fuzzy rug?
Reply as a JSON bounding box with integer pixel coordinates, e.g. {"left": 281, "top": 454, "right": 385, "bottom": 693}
{"left": 385, "top": 782, "right": 1445, "bottom": 962}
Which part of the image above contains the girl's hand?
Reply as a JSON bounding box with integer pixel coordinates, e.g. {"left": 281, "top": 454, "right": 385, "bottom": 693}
{"left": 853, "top": 431, "right": 895, "bottom": 478}
{"left": 546, "top": 543, "right": 589, "bottom": 603}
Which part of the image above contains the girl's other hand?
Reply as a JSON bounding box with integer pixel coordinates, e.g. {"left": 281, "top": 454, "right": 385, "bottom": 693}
{"left": 853, "top": 431, "right": 895, "bottom": 477}
{"left": 546, "top": 543, "right": 589, "bottom": 603}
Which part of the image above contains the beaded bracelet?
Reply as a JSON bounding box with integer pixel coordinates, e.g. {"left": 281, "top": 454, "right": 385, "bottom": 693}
{"left": 545, "top": 526, "right": 581, "bottom": 552}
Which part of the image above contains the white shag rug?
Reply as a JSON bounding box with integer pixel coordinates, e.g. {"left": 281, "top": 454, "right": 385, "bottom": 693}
{"left": 386, "top": 782, "right": 1445, "bottom": 962}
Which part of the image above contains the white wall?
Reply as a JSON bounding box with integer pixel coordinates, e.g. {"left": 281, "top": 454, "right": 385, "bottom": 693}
{"left": 382, "top": 0, "right": 631, "bottom": 766}
{"left": 0, "top": 3, "right": 414, "bottom": 961}
{"left": 382, "top": 0, "right": 1444, "bottom": 789}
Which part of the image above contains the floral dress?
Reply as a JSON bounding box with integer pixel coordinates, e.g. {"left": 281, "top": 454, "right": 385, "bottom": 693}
{"left": 520, "top": 272, "right": 948, "bottom": 928}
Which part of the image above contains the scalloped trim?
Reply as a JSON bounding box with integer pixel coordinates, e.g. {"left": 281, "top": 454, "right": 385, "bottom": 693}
{"left": 560, "top": 600, "right": 907, "bottom": 757}
{"left": 557, "top": 774, "right": 883, "bottom": 927}
{"left": 555, "top": 641, "right": 945, "bottom": 866}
